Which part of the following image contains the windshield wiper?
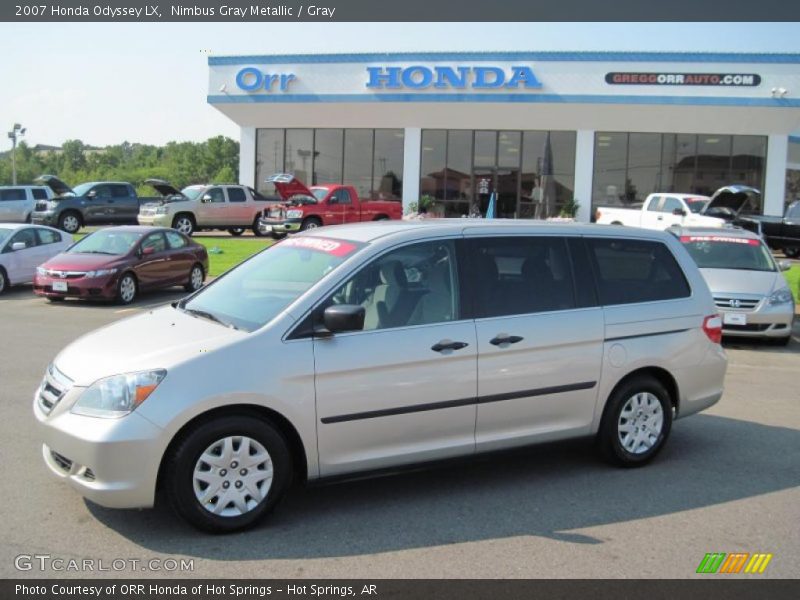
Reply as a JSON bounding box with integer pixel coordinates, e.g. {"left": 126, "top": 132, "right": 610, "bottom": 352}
{"left": 180, "top": 307, "right": 239, "bottom": 330}
{"left": 78, "top": 250, "right": 118, "bottom": 255}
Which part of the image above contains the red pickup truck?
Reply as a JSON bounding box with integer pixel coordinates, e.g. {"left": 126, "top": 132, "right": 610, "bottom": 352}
{"left": 257, "top": 174, "right": 402, "bottom": 238}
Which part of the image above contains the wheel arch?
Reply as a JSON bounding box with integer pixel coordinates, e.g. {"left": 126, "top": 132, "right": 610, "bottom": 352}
{"left": 599, "top": 366, "right": 680, "bottom": 426}
{"left": 156, "top": 403, "right": 308, "bottom": 493}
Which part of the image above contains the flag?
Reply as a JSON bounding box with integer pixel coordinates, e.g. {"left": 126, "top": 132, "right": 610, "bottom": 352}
{"left": 485, "top": 191, "right": 496, "bottom": 219}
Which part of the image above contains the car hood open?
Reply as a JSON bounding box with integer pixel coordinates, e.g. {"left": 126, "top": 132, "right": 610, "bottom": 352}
{"left": 702, "top": 185, "right": 761, "bottom": 218}
{"left": 53, "top": 306, "right": 245, "bottom": 386}
{"left": 265, "top": 173, "right": 317, "bottom": 202}
{"left": 35, "top": 174, "right": 74, "bottom": 197}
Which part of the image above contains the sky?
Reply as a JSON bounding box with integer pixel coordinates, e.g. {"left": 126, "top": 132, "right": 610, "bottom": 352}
{"left": 1, "top": 22, "right": 798, "bottom": 151}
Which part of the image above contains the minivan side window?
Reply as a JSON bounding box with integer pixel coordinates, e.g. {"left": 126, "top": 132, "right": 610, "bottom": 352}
{"left": 585, "top": 238, "right": 690, "bottom": 305}
{"left": 470, "top": 236, "right": 576, "bottom": 318}
{"left": 323, "top": 240, "right": 460, "bottom": 331}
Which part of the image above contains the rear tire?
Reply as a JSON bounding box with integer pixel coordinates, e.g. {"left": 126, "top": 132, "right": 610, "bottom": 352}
{"left": 58, "top": 211, "right": 82, "bottom": 234}
{"left": 172, "top": 214, "right": 195, "bottom": 236}
{"left": 0, "top": 267, "right": 7, "bottom": 294}
{"left": 164, "top": 415, "right": 293, "bottom": 533}
{"left": 184, "top": 264, "right": 205, "bottom": 292}
{"left": 228, "top": 228, "right": 245, "bottom": 237}
{"left": 597, "top": 375, "right": 673, "bottom": 467}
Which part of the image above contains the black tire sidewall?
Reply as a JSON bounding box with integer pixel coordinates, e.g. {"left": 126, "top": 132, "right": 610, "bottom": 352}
{"left": 185, "top": 264, "right": 204, "bottom": 291}
{"left": 300, "top": 218, "right": 321, "bottom": 231}
{"left": 165, "top": 415, "right": 292, "bottom": 533}
{"left": 0, "top": 267, "right": 6, "bottom": 294}
{"left": 599, "top": 376, "right": 673, "bottom": 467}
{"left": 229, "top": 228, "right": 244, "bottom": 237}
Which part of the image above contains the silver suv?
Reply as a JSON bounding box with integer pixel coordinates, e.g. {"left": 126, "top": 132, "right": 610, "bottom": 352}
{"left": 34, "top": 221, "right": 727, "bottom": 532}
{"left": 0, "top": 185, "right": 53, "bottom": 222}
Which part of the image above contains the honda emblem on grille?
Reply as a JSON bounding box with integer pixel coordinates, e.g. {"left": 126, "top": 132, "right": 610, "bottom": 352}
{"left": 730, "top": 299, "right": 741, "bottom": 308}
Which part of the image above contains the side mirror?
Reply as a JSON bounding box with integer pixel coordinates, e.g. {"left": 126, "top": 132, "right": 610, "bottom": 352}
{"left": 201, "top": 194, "right": 212, "bottom": 203}
{"left": 328, "top": 196, "right": 338, "bottom": 205}
{"left": 778, "top": 260, "right": 792, "bottom": 272}
{"left": 322, "top": 304, "right": 365, "bottom": 334}
{"left": 86, "top": 190, "right": 97, "bottom": 199}
{"left": 673, "top": 208, "right": 687, "bottom": 216}
{"left": 11, "top": 242, "right": 26, "bottom": 251}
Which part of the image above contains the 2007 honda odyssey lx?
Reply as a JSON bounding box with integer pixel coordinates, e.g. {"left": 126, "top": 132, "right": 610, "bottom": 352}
{"left": 34, "top": 221, "right": 727, "bottom": 532}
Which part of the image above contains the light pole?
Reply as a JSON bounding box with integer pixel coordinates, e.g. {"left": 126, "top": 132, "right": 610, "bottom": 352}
{"left": 7, "top": 123, "right": 26, "bottom": 185}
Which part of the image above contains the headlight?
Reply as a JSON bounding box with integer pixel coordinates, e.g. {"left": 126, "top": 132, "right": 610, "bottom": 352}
{"left": 85, "top": 268, "right": 118, "bottom": 278}
{"left": 766, "top": 288, "right": 794, "bottom": 306}
{"left": 71, "top": 369, "right": 166, "bottom": 418}
{"left": 286, "top": 209, "right": 304, "bottom": 219}
{"left": 47, "top": 201, "right": 59, "bottom": 210}
{"left": 154, "top": 206, "right": 168, "bottom": 215}
{"left": 36, "top": 267, "right": 46, "bottom": 276}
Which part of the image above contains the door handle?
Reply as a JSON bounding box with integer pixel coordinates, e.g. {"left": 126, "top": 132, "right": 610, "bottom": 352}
{"left": 431, "top": 340, "right": 469, "bottom": 353}
{"left": 489, "top": 334, "right": 524, "bottom": 346}
{"left": 656, "top": 216, "right": 663, "bottom": 220}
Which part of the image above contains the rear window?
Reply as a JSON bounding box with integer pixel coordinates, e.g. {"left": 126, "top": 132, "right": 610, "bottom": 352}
{"left": 586, "top": 238, "right": 690, "bottom": 305}
{"left": 111, "top": 185, "right": 131, "bottom": 198}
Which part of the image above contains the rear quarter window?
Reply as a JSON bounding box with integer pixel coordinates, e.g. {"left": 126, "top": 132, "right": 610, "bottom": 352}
{"left": 586, "top": 238, "right": 690, "bottom": 305}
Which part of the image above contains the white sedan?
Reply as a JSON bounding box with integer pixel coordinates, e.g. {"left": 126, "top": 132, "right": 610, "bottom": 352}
{"left": 0, "top": 223, "right": 72, "bottom": 294}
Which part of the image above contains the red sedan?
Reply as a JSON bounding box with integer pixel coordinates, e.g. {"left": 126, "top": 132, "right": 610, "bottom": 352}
{"left": 34, "top": 226, "right": 209, "bottom": 304}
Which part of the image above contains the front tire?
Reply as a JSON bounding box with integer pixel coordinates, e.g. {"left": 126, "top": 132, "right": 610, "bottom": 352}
{"left": 184, "top": 264, "right": 205, "bottom": 292}
{"left": 164, "top": 415, "right": 292, "bottom": 533}
{"left": 228, "top": 228, "right": 245, "bottom": 237}
{"left": 300, "top": 217, "right": 322, "bottom": 231}
{"left": 597, "top": 375, "right": 673, "bottom": 467}
{"left": 116, "top": 273, "right": 138, "bottom": 305}
{"left": 0, "top": 267, "right": 7, "bottom": 294}
{"left": 783, "top": 246, "right": 800, "bottom": 259}
{"left": 58, "top": 211, "right": 82, "bottom": 234}
{"left": 172, "top": 214, "right": 195, "bottom": 236}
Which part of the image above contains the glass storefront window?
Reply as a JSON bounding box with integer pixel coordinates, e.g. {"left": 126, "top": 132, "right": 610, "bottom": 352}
{"left": 313, "top": 129, "right": 343, "bottom": 185}
{"left": 420, "top": 130, "right": 447, "bottom": 203}
{"left": 593, "top": 133, "right": 628, "bottom": 207}
{"left": 255, "top": 129, "right": 284, "bottom": 197}
{"left": 446, "top": 130, "right": 473, "bottom": 215}
{"left": 627, "top": 133, "right": 663, "bottom": 203}
{"left": 343, "top": 129, "right": 374, "bottom": 199}
{"left": 695, "top": 135, "right": 732, "bottom": 196}
{"left": 285, "top": 129, "right": 314, "bottom": 184}
{"left": 373, "top": 130, "right": 404, "bottom": 200}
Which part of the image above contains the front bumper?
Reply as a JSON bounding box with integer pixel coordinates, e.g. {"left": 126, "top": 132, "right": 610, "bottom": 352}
{"left": 259, "top": 218, "right": 302, "bottom": 234}
{"left": 137, "top": 213, "right": 172, "bottom": 227}
{"left": 33, "top": 273, "right": 118, "bottom": 300}
{"left": 34, "top": 387, "right": 164, "bottom": 509}
{"left": 31, "top": 211, "right": 58, "bottom": 226}
{"left": 718, "top": 303, "right": 795, "bottom": 339}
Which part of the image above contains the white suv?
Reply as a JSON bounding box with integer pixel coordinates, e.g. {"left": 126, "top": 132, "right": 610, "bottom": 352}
{"left": 0, "top": 185, "right": 53, "bottom": 222}
{"left": 34, "top": 221, "right": 727, "bottom": 532}
{"left": 137, "top": 179, "right": 278, "bottom": 236}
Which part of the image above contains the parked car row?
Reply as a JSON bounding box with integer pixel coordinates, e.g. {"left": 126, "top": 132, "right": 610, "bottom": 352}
{"left": 0, "top": 222, "right": 208, "bottom": 304}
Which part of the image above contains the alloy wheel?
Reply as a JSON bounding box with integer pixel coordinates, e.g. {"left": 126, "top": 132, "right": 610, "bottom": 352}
{"left": 118, "top": 275, "right": 136, "bottom": 304}
{"left": 175, "top": 217, "right": 194, "bottom": 235}
{"left": 62, "top": 215, "right": 80, "bottom": 233}
{"left": 190, "top": 266, "right": 203, "bottom": 290}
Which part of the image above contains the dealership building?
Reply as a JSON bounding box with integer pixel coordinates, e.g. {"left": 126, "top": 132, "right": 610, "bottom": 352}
{"left": 208, "top": 52, "right": 800, "bottom": 221}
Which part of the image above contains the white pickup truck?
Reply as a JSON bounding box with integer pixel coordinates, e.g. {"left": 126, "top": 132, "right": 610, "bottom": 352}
{"left": 595, "top": 193, "right": 726, "bottom": 230}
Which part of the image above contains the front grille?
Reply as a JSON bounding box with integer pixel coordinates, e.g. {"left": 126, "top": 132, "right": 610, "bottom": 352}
{"left": 35, "top": 201, "right": 48, "bottom": 211}
{"left": 723, "top": 323, "right": 770, "bottom": 332}
{"left": 714, "top": 296, "right": 761, "bottom": 311}
{"left": 41, "top": 270, "right": 85, "bottom": 279}
{"left": 50, "top": 450, "right": 73, "bottom": 472}
{"left": 37, "top": 364, "right": 73, "bottom": 416}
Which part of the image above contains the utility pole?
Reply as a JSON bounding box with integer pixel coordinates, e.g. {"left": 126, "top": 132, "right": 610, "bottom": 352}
{"left": 7, "top": 123, "right": 26, "bottom": 185}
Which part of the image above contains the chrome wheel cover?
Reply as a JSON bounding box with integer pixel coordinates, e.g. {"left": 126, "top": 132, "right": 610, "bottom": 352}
{"left": 304, "top": 221, "right": 319, "bottom": 229}
{"left": 190, "top": 266, "right": 203, "bottom": 290}
{"left": 193, "top": 436, "right": 273, "bottom": 517}
{"left": 119, "top": 276, "right": 136, "bottom": 303}
{"left": 62, "top": 215, "right": 79, "bottom": 233}
{"left": 617, "top": 392, "right": 664, "bottom": 455}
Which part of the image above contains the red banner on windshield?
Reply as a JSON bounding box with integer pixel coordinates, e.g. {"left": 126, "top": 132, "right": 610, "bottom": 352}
{"left": 680, "top": 236, "right": 760, "bottom": 246}
{"left": 278, "top": 236, "right": 358, "bottom": 257}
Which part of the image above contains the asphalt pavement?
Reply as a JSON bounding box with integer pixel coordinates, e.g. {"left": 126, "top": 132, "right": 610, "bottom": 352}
{"left": 1, "top": 285, "right": 798, "bottom": 579}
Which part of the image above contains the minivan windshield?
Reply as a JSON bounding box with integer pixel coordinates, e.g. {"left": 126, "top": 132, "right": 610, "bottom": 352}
{"left": 180, "top": 236, "right": 363, "bottom": 332}
{"left": 680, "top": 235, "right": 776, "bottom": 272}
{"left": 69, "top": 230, "right": 143, "bottom": 255}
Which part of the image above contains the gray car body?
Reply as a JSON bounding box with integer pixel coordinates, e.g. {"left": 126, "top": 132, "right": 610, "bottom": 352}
{"left": 34, "top": 220, "right": 727, "bottom": 509}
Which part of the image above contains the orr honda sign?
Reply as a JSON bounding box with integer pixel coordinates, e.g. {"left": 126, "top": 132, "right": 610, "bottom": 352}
{"left": 366, "top": 65, "right": 542, "bottom": 90}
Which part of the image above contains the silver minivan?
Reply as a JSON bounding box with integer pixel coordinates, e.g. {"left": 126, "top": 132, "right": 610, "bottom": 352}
{"left": 0, "top": 185, "right": 53, "bottom": 222}
{"left": 34, "top": 221, "right": 727, "bottom": 532}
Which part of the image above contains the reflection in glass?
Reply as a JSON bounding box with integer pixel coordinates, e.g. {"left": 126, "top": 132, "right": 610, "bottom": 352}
{"left": 446, "top": 130, "right": 473, "bottom": 216}
{"left": 255, "top": 129, "right": 284, "bottom": 196}
{"left": 344, "top": 130, "right": 373, "bottom": 199}
{"left": 627, "top": 133, "right": 663, "bottom": 202}
{"left": 420, "top": 130, "right": 447, "bottom": 203}
{"left": 694, "top": 135, "right": 732, "bottom": 196}
{"left": 313, "top": 129, "right": 343, "bottom": 185}
{"left": 373, "top": 130, "right": 404, "bottom": 200}
{"left": 285, "top": 129, "right": 314, "bottom": 184}
{"left": 593, "top": 133, "right": 628, "bottom": 208}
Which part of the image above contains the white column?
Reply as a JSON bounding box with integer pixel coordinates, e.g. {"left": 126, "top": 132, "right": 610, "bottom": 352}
{"left": 573, "top": 130, "right": 595, "bottom": 223}
{"left": 239, "top": 127, "right": 256, "bottom": 187}
{"left": 764, "top": 134, "right": 788, "bottom": 216}
{"left": 402, "top": 127, "right": 422, "bottom": 214}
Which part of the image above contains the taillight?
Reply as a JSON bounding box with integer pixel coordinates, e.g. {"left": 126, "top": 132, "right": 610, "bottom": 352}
{"left": 703, "top": 315, "right": 723, "bottom": 344}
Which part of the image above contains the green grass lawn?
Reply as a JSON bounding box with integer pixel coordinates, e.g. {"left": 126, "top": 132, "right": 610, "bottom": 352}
{"left": 784, "top": 265, "right": 800, "bottom": 303}
{"left": 194, "top": 238, "right": 274, "bottom": 277}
